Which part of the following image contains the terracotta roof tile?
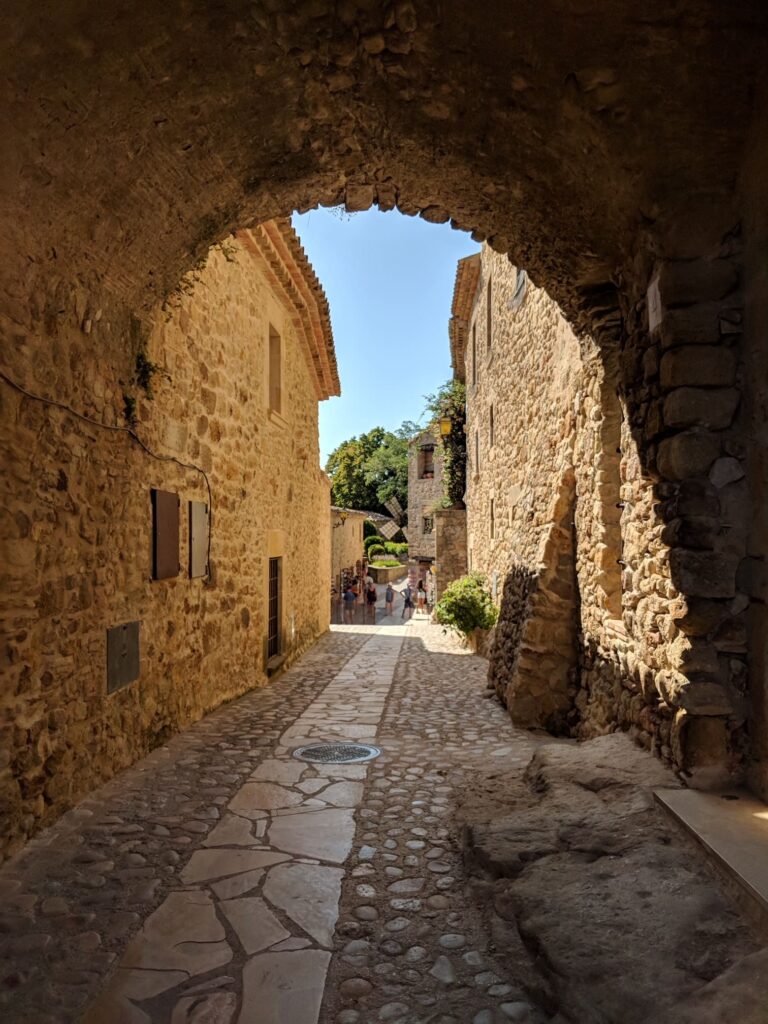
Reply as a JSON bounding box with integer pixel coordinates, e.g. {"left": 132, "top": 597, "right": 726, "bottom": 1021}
{"left": 237, "top": 219, "right": 340, "bottom": 400}
{"left": 448, "top": 252, "right": 481, "bottom": 381}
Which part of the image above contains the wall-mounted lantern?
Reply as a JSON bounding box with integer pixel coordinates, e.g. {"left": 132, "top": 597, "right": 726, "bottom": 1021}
{"left": 333, "top": 509, "right": 349, "bottom": 529}
{"left": 438, "top": 415, "right": 452, "bottom": 436}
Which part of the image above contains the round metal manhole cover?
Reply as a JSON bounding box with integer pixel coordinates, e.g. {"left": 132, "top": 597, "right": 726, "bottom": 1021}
{"left": 292, "top": 742, "right": 381, "bottom": 764}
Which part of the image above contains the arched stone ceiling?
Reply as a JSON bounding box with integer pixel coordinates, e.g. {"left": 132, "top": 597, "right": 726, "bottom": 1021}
{"left": 1, "top": 0, "right": 766, "bottom": 339}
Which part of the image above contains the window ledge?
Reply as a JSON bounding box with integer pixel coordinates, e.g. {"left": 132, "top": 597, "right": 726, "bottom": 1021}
{"left": 267, "top": 408, "right": 288, "bottom": 430}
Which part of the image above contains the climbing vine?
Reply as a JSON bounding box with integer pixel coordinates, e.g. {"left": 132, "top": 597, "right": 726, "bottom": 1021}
{"left": 135, "top": 348, "right": 169, "bottom": 399}
{"left": 425, "top": 378, "right": 467, "bottom": 508}
{"left": 121, "top": 344, "right": 171, "bottom": 425}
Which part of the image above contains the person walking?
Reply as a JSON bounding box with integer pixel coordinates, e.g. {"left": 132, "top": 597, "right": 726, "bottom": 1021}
{"left": 365, "top": 580, "right": 378, "bottom": 622}
{"left": 342, "top": 585, "right": 357, "bottom": 624}
{"left": 385, "top": 583, "right": 395, "bottom": 617}
{"left": 416, "top": 578, "right": 426, "bottom": 615}
{"left": 401, "top": 583, "right": 414, "bottom": 620}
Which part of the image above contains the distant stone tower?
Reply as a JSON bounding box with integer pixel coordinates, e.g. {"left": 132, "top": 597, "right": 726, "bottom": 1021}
{"left": 407, "top": 429, "right": 444, "bottom": 566}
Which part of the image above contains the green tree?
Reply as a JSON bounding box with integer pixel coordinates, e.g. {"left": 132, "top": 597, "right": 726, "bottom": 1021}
{"left": 363, "top": 421, "right": 419, "bottom": 510}
{"left": 325, "top": 426, "right": 385, "bottom": 511}
{"left": 325, "top": 421, "right": 419, "bottom": 514}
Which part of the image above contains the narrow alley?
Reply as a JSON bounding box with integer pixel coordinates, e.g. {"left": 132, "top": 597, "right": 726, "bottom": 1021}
{"left": 1, "top": 617, "right": 763, "bottom": 1024}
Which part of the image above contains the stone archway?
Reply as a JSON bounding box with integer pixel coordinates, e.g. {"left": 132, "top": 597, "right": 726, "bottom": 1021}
{"left": 2, "top": 1, "right": 768, "bottom": 852}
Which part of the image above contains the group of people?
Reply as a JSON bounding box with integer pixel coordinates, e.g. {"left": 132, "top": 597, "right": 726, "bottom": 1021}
{"left": 340, "top": 574, "right": 430, "bottom": 624}
{"left": 398, "top": 578, "right": 428, "bottom": 619}
{"left": 341, "top": 572, "right": 379, "bottom": 624}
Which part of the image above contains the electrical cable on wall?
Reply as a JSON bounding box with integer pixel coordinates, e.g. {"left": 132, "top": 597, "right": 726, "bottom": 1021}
{"left": 0, "top": 369, "right": 213, "bottom": 580}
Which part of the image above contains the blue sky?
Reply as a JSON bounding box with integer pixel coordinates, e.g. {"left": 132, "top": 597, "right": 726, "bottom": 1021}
{"left": 292, "top": 208, "right": 479, "bottom": 465}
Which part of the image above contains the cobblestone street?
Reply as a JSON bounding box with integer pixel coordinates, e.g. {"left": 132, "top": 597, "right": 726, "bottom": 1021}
{"left": 2, "top": 619, "right": 532, "bottom": 1024}
{"left": 1, "top": 620, "right": 763, "bottom": 1024}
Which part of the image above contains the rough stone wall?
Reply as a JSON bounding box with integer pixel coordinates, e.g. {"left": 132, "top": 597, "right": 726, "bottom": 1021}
{"left": 743, "top": 91, "right": 768, "bottom": 800}
{"left": 1, "top": 1, "right": 762, "bottom": 359}
{"left": 571, "top": 342, "right": 661, "bottom": 748}
{"left": 466, "top": 238, "right": 748, "bottom": 785}
{"left": 433, "top": 508, "right": 467, "bottom": 599}
{"left": 0, "top": 237, "right": 331, "bottom": 859}
{"left": 488, "top": 472, "right": 580, "bottom": 732}
{"left": 607, "top": 208, "right": 749, "bottom": 787}
{"left": 331, "top": 510, "right": 366, "bottom": 587}
{"left": 466, "top": 246, "right": 583, "bottom": 725}
{"left": 407, "top": 430, "right": 444, "bottom": 562}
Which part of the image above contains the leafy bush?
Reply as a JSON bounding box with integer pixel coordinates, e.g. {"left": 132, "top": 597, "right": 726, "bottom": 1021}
{"left": 383, "top": 541, "right": 408, "bottom": 556}
{"left": 364, "top": 519, "right": 379, "bottom": 540}
{"left": 370, "top": 560, "right": 401, "bottom": 568}
{"left": 364, "top": 534, "right": 383, "bottom": 554}
{"left": 434, "top": 573, "right": 498, "bottom": 640}
{"left": 367, "top": 544, "right": 386, "bottom": 559}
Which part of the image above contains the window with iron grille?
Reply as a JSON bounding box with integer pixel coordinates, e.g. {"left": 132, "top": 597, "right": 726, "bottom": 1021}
{"left": 423, "top": 515, "right": 434, "bottom": 534}
{"left": 268, "top": 557, "right": 281, "bottom": 658}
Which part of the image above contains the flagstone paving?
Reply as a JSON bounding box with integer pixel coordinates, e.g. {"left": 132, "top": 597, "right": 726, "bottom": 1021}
{"left": 0, "top": 630, "right": 373, "bottom": 1023}
{"left": 80, "top": 626, "right": 405, "bottom": 1023}
{"left": 2, "top": 618, "right": 762, "bottom": 1023}
{"left": 1, "top": 616, "right": 534, "bottom": 1024}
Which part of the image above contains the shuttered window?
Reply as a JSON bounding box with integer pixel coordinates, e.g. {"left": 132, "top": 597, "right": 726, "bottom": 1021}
{"left": 269, "top": 325, "right": 282, "bottom": 414}
{"left": 151, "top": 489, "right": 179, "bottom": 580}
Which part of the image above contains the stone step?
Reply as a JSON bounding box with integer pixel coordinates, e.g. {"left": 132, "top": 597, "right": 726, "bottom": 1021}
{"left": 654, "top": 787, "right": 768, "bottom": 938}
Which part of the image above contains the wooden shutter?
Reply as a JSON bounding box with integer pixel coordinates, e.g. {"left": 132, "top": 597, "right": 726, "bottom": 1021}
{"left": 152, "top": 489, "right": 179, "bottom": 580}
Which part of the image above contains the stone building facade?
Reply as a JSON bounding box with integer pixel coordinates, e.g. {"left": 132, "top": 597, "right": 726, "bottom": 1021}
{"left": 407, "top": 429, "right": 444, "bottom": 564}
{"left": 330, "top": 505, "right": 367, "bottom": 596}
{"left": 0, "top": 220, "right": 339, "bottom": 859}
{"left": 433, "top": 508, "right": 468, "bottom": 601}
{"left": 457, "top": 242, "right": 747, "bottom": 790}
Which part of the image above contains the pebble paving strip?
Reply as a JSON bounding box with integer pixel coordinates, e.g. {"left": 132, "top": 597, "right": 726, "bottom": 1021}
{"left": 0, "top": 630, "right": 371, "bottom": 1023}
{"left": 321, "top": 621, "right": 542, "bottom": 1024}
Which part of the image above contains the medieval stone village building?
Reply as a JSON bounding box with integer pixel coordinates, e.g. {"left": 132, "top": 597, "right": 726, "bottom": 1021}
{"left": 329, "top": 505, "right": 367, "bottom": 598}
{"left": 3, "top": 4, "right": 768, "bottom": 1022}
{"left": 1, "top": 220, "right": 339, "bottom": 857}
{"left": 444, "top": 240, "right": 745, "bottom": 789}
{"left": 406, "top": 428, "right": 443, "bottom": 569}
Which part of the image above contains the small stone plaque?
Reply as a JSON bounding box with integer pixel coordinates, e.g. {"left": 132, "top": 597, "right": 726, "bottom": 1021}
{"left": 106, "top": 621, "right": 140, "bottom": 693}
